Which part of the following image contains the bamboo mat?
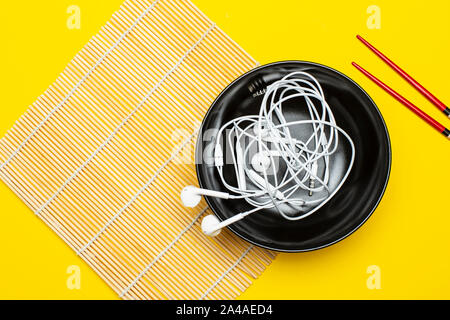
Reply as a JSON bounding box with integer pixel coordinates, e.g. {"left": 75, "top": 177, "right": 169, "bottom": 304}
{"left": 0, "top": 0, "right": 276, "bottom": 299}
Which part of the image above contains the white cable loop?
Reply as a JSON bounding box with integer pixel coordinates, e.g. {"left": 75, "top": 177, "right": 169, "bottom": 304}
{"left": 214, "top": 71, "right": 355, "bottom": 222}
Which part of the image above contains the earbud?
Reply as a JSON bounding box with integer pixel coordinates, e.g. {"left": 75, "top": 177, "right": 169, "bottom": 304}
{"left": 251, "top": 152, "right": 271, "bottom": 172}
{"left": 253, "top": 122, "right": 269, "bottom": 137}
{"left": 201, "top": 214, "right": 222, "bottom": 236}
{"left": 180, "top": 186, "right": 230, "bottom": 208}
{"left": 201, "top": 213, "right": 248, "bottom": 237}
{"left": 251, "top": 150, "right": 281, "bottom": 173}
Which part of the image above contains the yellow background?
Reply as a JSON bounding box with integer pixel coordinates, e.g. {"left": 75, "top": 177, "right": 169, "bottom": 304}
{"left": 0, "top": 0, "right": 449, "bottom": 299}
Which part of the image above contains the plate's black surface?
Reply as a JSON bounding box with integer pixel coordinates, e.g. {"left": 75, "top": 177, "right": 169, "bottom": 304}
{"left": 195, "top": 61, "right": 391, "bottom": 252}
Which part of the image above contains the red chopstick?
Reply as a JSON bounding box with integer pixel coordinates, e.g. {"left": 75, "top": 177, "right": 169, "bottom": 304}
{"left": 352, "top": 62, "right": 450, "bottom": 139}
{"left": 356, "top": 35, "right": 450, "bottom": 118}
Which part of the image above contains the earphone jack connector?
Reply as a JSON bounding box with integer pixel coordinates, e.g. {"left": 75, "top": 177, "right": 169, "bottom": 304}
{"left": 309, "top": 162, "right": 319, "bottom": 196}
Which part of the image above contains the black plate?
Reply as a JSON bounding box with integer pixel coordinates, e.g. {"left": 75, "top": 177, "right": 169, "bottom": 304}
{"left": 195, "top": 61, "right": 391, "bottom": 252}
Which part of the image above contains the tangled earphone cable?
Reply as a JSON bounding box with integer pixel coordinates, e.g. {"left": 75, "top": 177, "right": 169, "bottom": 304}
{"left": 181, "top": 71, "right": 355, "bottom": 236}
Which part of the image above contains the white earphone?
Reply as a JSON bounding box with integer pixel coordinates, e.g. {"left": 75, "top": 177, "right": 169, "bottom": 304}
{"left": 180, "top": 186, "right": 230, "bottom": 208}
{"left": 181, "top": 71, "right": 355, "bottom": 237}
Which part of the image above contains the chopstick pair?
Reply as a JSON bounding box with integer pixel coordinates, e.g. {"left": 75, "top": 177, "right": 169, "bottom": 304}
{"left": 353, "top": 35, "right": 450, "bottom": 140}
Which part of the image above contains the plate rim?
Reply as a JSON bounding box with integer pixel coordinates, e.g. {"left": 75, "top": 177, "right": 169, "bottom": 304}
{"left": 195, "top": 60, "right": 392, "bottom": 252}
